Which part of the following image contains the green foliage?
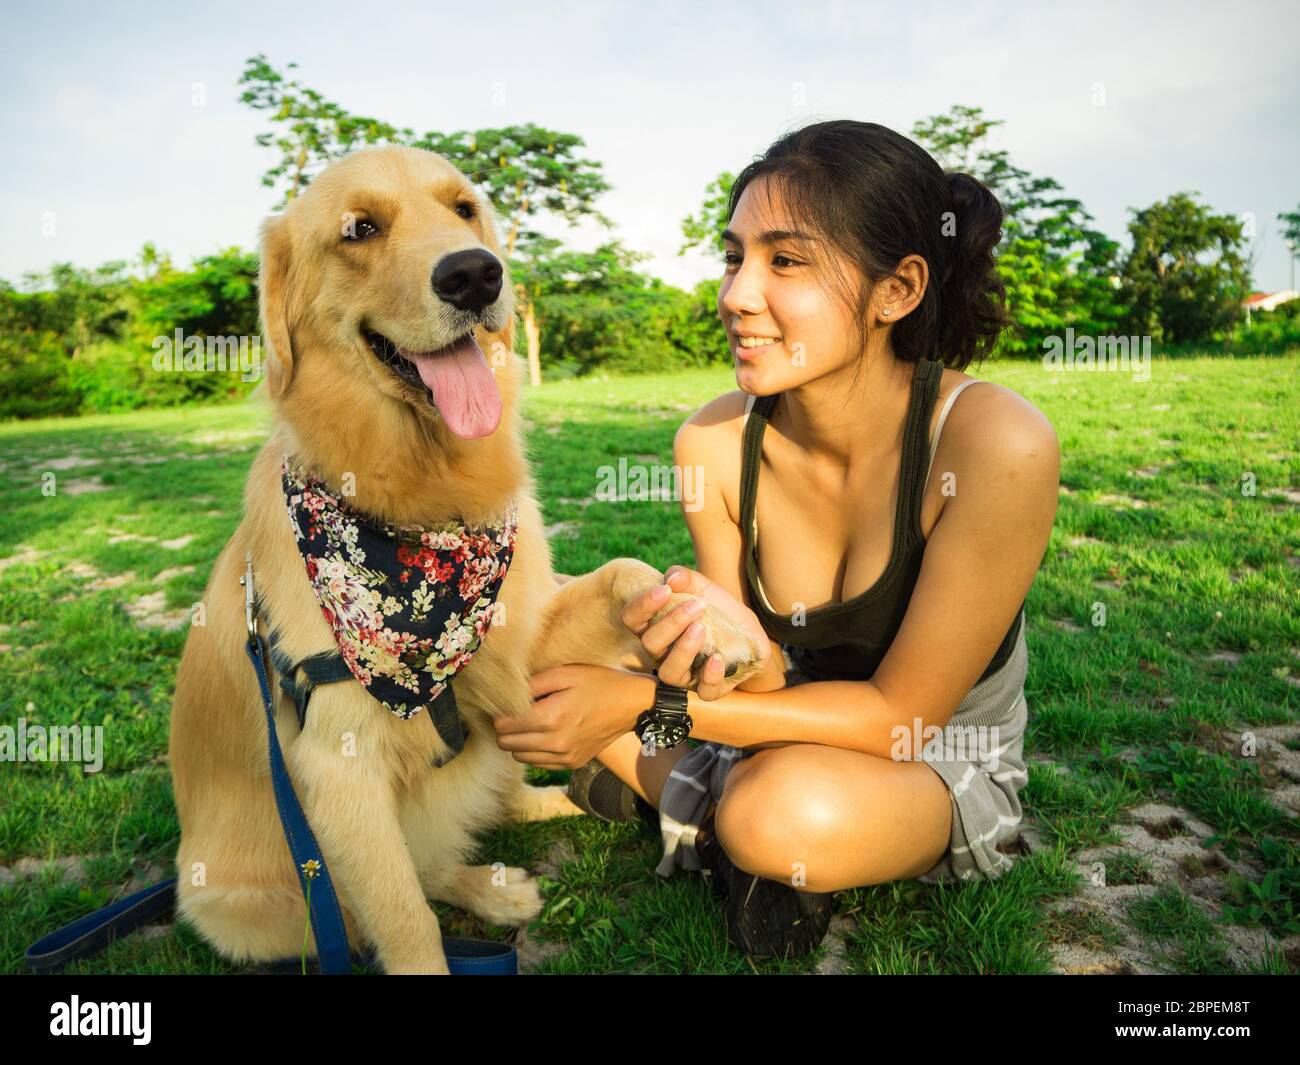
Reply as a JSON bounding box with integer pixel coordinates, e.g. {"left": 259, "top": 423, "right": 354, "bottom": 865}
{"left": 1278, "top": 204, "right": 1300, "bottom": 250}
{"left": 0, "top": 328, "right": 80, "bottom": 419}
{"left": 1119, "top": 192, "right": 1252, "bottom": 345}
{"left": 0, "top": 264, "right": 135, "bottom": 419}
{"left": 1221, "top": 837, "right": 1300, "bottom": 935}
{"left": 679, "top": 171, "right": 736, "bottom": 255}
{"left": 6, "top": 262, "right": 132, "bottom": 354}
{"left": 416, "top": 124, "right": 615, "bottom": 256}
{"left": 525, "top": 242, "right": 727, "bottom": 374}
{"left": 0, "top": 246, "right": 263, "bottom": 417}
{"left": 1226, "top": 298, "right": 1300, "bottom": 355}
{"left": 238, "top": 54, "right": 413, "bottom": 205}
{"left": 131, "top": 247, "right": 260, "bottom": 344}
{"left": 911, "top": 105, "right": 1125, "bottom": 355}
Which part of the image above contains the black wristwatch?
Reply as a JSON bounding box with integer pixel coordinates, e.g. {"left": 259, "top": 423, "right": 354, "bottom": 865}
{"left": 634, "top": 672, "right": 693, "bottom": 750}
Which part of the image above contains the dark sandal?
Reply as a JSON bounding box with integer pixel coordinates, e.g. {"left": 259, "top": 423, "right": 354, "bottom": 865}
{"left": 567, "top": 760, "right": 659, "bottom": 828}
{"left": 694, "top": 804, "right": 834, "bottom": 958}
{"left": 725, "top": 871, "right": 835, "bottom": 959}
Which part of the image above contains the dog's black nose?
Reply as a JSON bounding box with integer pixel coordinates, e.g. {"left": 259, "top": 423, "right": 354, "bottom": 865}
{"left": 432, "top": 249, "right": 503, "bottom": 315}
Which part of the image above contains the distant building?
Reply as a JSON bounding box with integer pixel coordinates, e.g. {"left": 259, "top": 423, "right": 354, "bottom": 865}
{"left": 1245, "top": 291, "right": 1299, "bottom": 312}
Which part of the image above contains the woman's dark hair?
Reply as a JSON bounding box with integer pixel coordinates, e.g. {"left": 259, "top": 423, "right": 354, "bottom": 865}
{"left": 726, "top": 119, "right": 1008, "bottom": 372}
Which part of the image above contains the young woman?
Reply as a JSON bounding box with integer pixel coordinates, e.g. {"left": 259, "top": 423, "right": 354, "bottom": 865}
{"left": 494, "top": 119, "right": 1060, "bottom": 959}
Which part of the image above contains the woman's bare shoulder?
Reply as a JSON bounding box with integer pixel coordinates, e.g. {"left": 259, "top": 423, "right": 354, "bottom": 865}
{"left": 680, "top": 389, "right": 751, "bottom": 430}
{"left": 936, "top": 371, "right": 1059, "bottom": 498}
{"left": 938, "top": 370, "right": 1056, "bottom": 455}
{"left": 673, "top": 390, "right": 752, "bottom": 453}
{"left": 672, "top": 391, "right": 752, "bottom": 519}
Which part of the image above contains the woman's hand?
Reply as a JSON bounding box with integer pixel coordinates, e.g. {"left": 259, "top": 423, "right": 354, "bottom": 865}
{"left": 620, "top": 566, "right": 770, "bottom": 700}
{"left": 492, "top": 664, "right": 655, "bottom": 770}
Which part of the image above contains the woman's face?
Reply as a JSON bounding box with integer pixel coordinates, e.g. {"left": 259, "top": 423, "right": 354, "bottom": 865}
{"left": 717, "top": 175, "right": 866, "bottom": 396}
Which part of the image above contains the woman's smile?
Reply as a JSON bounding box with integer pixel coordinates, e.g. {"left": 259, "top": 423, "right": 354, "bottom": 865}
{"left": 732, "top": 334, "right": 782, "bottom": 360}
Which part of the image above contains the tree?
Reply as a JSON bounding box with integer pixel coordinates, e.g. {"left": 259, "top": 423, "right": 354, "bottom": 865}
{"left": 679, "top": 171, "right": 736, "bottom": 255}
{"left": 1280, "top": 204, "right": 1300, "bottom": 292}
{"left": 519, "top": 238, "right": 726, "bottom": 375}
{"left": 16, "top": 261, "right": 132, "bottom": 356}
{"left": 237, "top": 54, "right": 413, "bottom": 205}
{"left": 1280, "top": 205, "right": 1300, "bottom": 248}
{"left": 1119, "top": 192, "right": 1251, "bottom": 345}
{"left": 132, "top": 247, "right": 261, "bottom": 343}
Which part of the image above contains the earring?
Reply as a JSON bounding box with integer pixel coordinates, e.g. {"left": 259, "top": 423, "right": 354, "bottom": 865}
{"left": 882, "top": 308, "right": 892, "bottom": 317}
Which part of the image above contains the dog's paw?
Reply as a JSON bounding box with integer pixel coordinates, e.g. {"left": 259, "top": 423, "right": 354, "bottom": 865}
{"left": 654, "top": 594, "right": 766, "bottom": 691}
{"left": 466, "top": 865, "right": 544, "bottom": 927}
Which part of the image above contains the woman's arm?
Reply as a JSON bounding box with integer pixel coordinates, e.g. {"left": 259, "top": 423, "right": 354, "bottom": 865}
{"left": 665, "top": 388, "right": 1060, "bottom": 755}
{"left": 672, "top": 399, "right": 788, "bottom": 693}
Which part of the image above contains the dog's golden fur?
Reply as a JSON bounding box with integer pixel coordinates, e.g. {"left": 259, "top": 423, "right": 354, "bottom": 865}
{"left": 167, "top": 145, "right": 761, "bottom": 974}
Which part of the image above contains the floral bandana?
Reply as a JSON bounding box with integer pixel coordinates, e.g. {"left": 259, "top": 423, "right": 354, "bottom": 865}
{"left": 281, "top": 454, "right": 517, "bottom": 754}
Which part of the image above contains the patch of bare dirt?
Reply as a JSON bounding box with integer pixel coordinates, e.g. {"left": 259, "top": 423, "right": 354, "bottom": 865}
{"left": 1095, "top": 493, "right": 1154, "bottom": 510}
{"left": 0, "top": 544, "right": 49, "bottom": 574}
{"left": 124, "top": 590, "right": 190, "bottom": 631}
{"left": 60, "top": 477, "right": 109, "bottom": 495}
{"left": 1047, "top": 801, "right": 1292, "bottom": 974}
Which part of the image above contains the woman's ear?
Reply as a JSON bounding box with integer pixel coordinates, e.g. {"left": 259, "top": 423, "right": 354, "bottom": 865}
{"left": 875, "top": 255, "right": 929, "bottom": 323}
{"left": 258, "top": 215, "right": 296, "bottom": 399}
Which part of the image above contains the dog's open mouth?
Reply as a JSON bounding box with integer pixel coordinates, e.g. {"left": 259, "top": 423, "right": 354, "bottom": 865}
{"left": 364, "top": 328, "right": 502, "bottom": 440}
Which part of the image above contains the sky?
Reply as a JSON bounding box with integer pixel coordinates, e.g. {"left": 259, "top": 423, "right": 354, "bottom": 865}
{"left": 2, "top": 0, "right": 1298, "bottom": 293}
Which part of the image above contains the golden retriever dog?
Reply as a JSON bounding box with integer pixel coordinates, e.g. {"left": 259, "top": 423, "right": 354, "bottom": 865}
{"left": 167, "top": 145, "right": 762, "bottom": 975}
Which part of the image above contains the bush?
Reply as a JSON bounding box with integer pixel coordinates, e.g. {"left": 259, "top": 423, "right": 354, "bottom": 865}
{"left": 67, "top": 338, "right": 261, "bottom": 414}
{"left": 538, "top": 278, "right": 729, "bottom": 375}
{"left": 0, "top": 330, "right": 81, "bottom": 419}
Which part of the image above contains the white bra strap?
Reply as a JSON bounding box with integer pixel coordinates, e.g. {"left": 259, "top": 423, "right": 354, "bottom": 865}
{"left": 922, "top": 379, "right": 983, "bottom": 500}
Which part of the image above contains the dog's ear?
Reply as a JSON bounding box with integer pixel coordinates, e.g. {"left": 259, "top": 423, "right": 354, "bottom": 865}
{"left": 258, "top": 214, "right": 296, "bottom": 400}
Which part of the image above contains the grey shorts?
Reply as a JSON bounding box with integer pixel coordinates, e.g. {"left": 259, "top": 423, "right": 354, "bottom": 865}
{"left": 652, "top": 617, "right": 1031, "bottom": 885}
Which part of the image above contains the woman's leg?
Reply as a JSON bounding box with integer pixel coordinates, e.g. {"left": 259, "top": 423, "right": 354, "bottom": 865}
{"left": 593, "top": 730, "right": 696, "bottom": 807}
{"left": 713, "top": 744, "right": 954, "bottom": 892}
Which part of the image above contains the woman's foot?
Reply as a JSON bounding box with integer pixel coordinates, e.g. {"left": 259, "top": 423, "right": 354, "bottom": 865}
{"left": 694, "top": 804, "right": 835, "bottom": 958}
{"left": 567, "top": 760, "right": 660, "bottom": 829}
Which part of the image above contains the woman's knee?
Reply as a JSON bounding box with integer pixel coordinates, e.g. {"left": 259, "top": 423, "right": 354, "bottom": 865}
{"left": 713, "top": 754, "right": 843, "bottom": 881}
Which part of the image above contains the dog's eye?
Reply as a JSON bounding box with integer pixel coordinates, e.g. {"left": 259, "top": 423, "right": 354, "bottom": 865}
{"left": 344, "top": 219, "right": 379, "bottom": 242}
{"left": 454, "top": 203, "right": 475, "bottom": 221}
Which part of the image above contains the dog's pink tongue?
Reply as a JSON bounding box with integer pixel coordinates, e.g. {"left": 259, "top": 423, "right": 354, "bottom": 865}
{"left": 406, "top": 335, "right": 501, "bottom": 439}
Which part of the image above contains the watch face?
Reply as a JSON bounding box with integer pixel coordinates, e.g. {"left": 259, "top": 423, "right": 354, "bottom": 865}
{"left": 643, "top": 716, "right": 691, "bottom": 748}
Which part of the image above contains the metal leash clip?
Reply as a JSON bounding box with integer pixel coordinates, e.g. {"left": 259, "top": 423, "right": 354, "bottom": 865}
{"left": 240, "top": 551, "right": 258, "bottom": 638}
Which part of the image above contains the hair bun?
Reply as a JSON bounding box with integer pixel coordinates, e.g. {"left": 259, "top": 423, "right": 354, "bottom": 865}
{"left": 939, "top": 171, "right": 1008, "bottom": 364}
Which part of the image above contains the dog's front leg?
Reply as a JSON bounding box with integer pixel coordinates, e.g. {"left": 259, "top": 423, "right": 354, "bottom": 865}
{"left": 530, "top": 558, "right": 764, "bottom": 688}
{"left": 287, "top": 693, "right": 451, "bottom": 975}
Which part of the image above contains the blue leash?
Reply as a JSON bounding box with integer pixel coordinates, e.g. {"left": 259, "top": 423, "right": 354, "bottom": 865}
{"left": 24, "top": 554, "right": 518, "bottom": 976}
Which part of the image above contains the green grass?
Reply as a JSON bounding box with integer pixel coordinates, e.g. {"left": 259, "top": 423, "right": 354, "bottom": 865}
{"left": 1, "top": 354, "right": 1297, "bottom": 974}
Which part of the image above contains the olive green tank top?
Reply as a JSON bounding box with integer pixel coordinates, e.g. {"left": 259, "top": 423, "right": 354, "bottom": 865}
{"left": 739, "top": 357, "right": 1024, "bottom": 684}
